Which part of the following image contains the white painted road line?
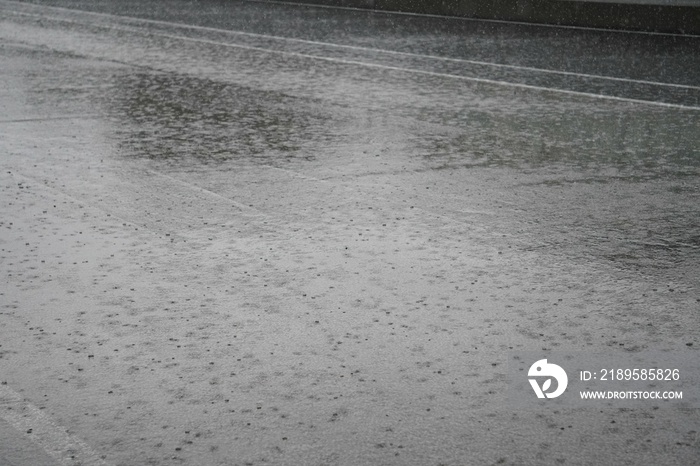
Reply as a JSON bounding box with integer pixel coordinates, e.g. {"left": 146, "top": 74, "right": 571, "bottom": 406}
{"left": 2, "top": 7, "right": 699, "bottom": 110}
{"left": 246, "top": 0, "right": 700, "bottom": 38}
{"left": 2, "top": 0, "right": 698, "bottom": 91}
{"left": 31, "top": 20, "right": 700, "bottom": 111}
{"left": 0, "top": 384, "right": 109, "bottom": 466}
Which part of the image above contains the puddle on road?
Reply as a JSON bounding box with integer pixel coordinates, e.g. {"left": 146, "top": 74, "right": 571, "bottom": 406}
{"left": 6, "top": 39, "right": 700, "bottom": 287}
{"left": 102, "top": 72, "right": 333, "bottom": 164}
{"left": 2, "top": 10, "right": 699, "bottom": 466}
{"left": 98, "top": 66, "right": 700, "bottom": 287}
{"left": 418, "top": 107, "right": 700, "bottom": 174}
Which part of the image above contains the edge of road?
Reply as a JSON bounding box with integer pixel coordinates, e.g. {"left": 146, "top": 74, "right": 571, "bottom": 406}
{"left": 248, "top": 0, "right": 700, "bottom": 35}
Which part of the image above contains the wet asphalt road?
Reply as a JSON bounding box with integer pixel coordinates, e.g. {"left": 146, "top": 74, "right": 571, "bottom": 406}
{"left": 1, "top": 1, "right": 699, "bottom": 465}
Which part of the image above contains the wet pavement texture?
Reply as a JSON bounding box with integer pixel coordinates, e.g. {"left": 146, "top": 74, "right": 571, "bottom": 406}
{"left": 1, "top": 1, "right": 699, "bottom": 465}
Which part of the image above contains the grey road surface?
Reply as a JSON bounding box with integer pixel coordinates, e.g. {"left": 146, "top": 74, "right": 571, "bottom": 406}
{"left": 1, "top": 1, "right": 699, "bottom": 465}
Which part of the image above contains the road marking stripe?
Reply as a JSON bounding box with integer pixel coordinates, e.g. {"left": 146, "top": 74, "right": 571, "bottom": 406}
{"left": 0, "top": 384, "right": 109, "bottom": 466}
{"left": 0, "top": 115, "right": 104, "bottom": 124}
{"left": 68, "top": 23, "right": 700, "bottom": 110}
{"left": 246, "top": 0, "right": 700, "bottom": 38}
{"left": 2, "top": 3, "right": 698, "bottom": 110}
{"left": 2, "top": 0, "right": 698, "bottom": 91}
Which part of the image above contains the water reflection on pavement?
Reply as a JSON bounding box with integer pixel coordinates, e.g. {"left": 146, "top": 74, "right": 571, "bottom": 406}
{"left": 0, "top": 1, "right": 698, "bottom": 465}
